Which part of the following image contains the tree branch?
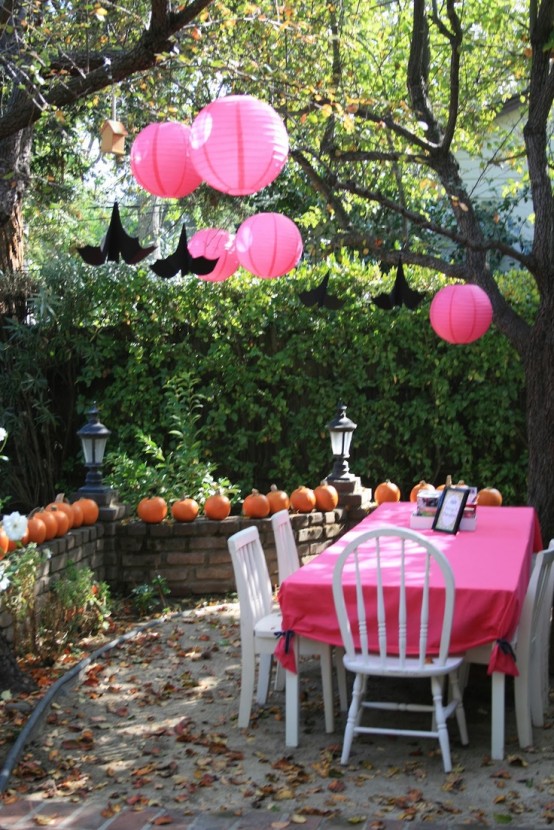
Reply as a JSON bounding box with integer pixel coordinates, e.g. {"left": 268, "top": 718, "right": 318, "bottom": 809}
{"left": 0, "top": 0, "right": 214, "bottom": 140}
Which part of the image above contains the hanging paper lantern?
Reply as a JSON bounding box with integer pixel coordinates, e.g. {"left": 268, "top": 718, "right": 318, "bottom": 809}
{"left": 187, "top": 228, "right": 239, "bottom": 282}
{"left": 430, "top": 284, "right": 493, "bottom": 344}
{"left": 190, "top": 95, "right": 289, "bottom": 195}
{"left": 130, "top": 122, "right": 202, "bottom": 198}
{"left": 236, "top": 213, "right": 303, "bottom": 278}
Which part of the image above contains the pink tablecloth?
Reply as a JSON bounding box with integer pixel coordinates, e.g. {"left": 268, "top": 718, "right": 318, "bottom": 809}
{"left": 276, "top": 502, "right": 542, "bottom": 674}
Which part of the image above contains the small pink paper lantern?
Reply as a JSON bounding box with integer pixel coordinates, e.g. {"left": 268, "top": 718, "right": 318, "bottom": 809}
{"left": 190, "top": 95, "right": 289, "bottom": 195}
{"left": 130, "top": 122, "right": 202, "bottom": 198}
{"left": 430, "top": 284, "right": 493, "bottom": 344}
{"left": 236, "top": 213, "right": 303, "bottom": 278}
{"left": 188, "top": 228, "right": 239, "bottom": 282}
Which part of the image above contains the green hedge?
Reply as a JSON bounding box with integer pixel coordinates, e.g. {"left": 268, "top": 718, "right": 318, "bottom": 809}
{"left": 0, "top": 258, "right": 533, "bottom": 510}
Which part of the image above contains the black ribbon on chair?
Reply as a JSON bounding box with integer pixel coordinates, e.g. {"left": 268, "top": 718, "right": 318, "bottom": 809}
{"left": 275, "top": 629, "right": 294, "bottom": 653}
{"left": 488, "top": 638, "right": 519, "bottom": 677}
{"left": 274, "top": 629, "right": 297, "bottom": 671}
{"left": 496, "top": 638, "right": 517, "bottom": 660}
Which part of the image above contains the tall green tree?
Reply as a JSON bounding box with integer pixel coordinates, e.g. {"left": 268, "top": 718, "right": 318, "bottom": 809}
{"left": 197, "top": 1, "right": 554, "bottom": 540}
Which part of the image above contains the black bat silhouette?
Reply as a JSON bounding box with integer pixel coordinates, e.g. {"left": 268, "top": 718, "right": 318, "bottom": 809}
{"left": 150, "top": 225, "right": 219, "bottom": 279}
{"left": 299, "top": 272, "right": 345, "bottom": 309}
{"left": 372, "top": 259, "right": 425, "bottom": 310}
{"left": 77, "top": 202, "right": 156, "bottom": 265}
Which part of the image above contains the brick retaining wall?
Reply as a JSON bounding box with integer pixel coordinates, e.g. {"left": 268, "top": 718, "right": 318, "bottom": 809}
{"left": 0, "top": 500, "right": 373, "bottom": 638}
{"left": 110, "top": 507, "right": 363, "bottom": 597}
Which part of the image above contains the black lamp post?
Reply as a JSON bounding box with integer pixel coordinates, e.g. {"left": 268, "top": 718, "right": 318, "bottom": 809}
{"left": 326, "top": 403, "right": 357, "bottom": 481}
{"left": 77, "top": 403, "right": 112, "bottom": 504}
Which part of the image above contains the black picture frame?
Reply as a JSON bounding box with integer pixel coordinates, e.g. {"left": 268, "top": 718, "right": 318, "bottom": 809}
{"left": 432, "top": 486, "right": 470, "bottom": 534}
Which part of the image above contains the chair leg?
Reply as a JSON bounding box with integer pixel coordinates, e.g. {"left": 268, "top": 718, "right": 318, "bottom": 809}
{"left": 334, "top": 647, "right": 348, "bottom": 711}
{"left": 490, "top": 671, "right": 506, "bottom": 760}
{"left": 256, "top": 653, "right": 273, "bottom": 704}
{"left": 431, "top": 676, "right": 452, "bottom": 774}
{"left": 341, "top": 672, "right": 363, "bottom": 764}
{"left": 531, "top": 676, "right": 546, "bottom": 728}
{"left": 274, "top": 661, "right": 285, "bottom": 692}
{"left": 449, "top": 672, "right": 469, "bottom": 745}
{"left": 238, "top": 644, "right": 256, "bottom": 728}
{"left": 285, "top": 636, "right": 300, "bottom": 747}
{"left": 458, "top": 660, "right": 470, "bottom": 693}
{"left": 320, "top": 646, "right": 335, "bottom": 733}
{"left": 514, "top": 672, "right": 533, "bottom": 747}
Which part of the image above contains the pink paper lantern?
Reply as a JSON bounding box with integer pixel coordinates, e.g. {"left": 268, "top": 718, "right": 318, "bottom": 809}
{"left": 190, "top": 95, "right": 289, "bottom": 195}
{"left": 130, "top": 122, "right": 202, "bottom": 198}
{"left": 188, "top": 228, "right": 239, "bottom": 282}
{"left": 430, "top": 284, "right": 493, "bottom": 344}
{"left": 236, "top": 213, "right": 303, "bottom": 278}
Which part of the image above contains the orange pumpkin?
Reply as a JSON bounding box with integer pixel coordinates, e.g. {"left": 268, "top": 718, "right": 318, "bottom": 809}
{"left": 70, "top": 501, "right": 84, "bottom": 528}
{"left": 137, "top": 496, "right": 168, "bottom": 524}
{"left": 26, "top": 515, "right": 47, "bottom": 545}
{"left": 409, "top": 480, "right": 429, "bottom": 502}
{"left": 171, "top": 497, "right": 199, "bottom": 522}
{"left": 374, "top": 480, "right": 401, "bottom": 504}
{"left": 47, "top": 500, "right": 74, "bottom": 530}
{"left": 290, "top": 486, "right": 316, "bottom": 513}
{"left": 476, "top": 487, "right": 503, "bottom": 507}
{"left": 75, "top": 497, "right": 100, "bottom": 526}
{"left": 242, "top": 489, "right": 270, "bottom": 519}
{"left": 266, "top": 484, "right": 290, "bottom": 515}
{"left": 0, "top": 527, "right": 8, "bottom": 558}
{"left": 34, "top": 508, "right": 58, "bottom": 540}
{"left": 45, "top": 505, "right": 70, "bottom": 537}
{"left": 314, "top": 481, "right": 339, "bottom": 511}
{"left": 204, "top": 491, "right": 231, "bottom": 521}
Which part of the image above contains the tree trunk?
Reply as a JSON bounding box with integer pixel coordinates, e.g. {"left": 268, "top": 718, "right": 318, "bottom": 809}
{"left": 524, "top": 302, "right": 554, "bottom": 545}
{"left": 0, "top": 631, "right": 36, "bottom": 693}
{"left": 0, "top": 127, "right": 32, "bottom": 273}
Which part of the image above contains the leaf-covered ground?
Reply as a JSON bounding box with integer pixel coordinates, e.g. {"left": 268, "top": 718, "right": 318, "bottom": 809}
{"left": 2, "top": 601, "right": 554, "bottom": 826}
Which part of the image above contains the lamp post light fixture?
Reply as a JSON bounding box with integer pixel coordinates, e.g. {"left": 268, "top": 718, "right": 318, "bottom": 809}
{"left": 77, "top": 403, "right": 112, "bottom": 505}
{"left": 326, "top": 403, "right": 357, "bottom": 481}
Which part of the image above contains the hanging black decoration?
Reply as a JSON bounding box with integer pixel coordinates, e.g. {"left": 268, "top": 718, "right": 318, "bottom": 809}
{"left": 150, "top": 225, "right": 219, "bottom": 279}
{"left": 77, "top": 202, "right": 156, "bottom": 265}
{"left": 372, "top": 259, "right": 425, "bottom": 310}
{"left": 299, "top": 272, "right": 345, "bottom": 309}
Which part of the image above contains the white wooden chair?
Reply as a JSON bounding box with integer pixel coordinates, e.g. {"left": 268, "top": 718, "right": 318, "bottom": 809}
{"left": 534, "top": 539, "right": 554, "bottom": 724}
{"left": 270, "top": 509, "right": 348, "bottom": 710}
{"left": 463, "top": 546, "right": 554, "bottom": 748}
{"left": 332, "top": 526, "right": 469, "bottom": 773}
{"left": 271, "top": 509, "right": 300, "bottom": 584}
{"left": 227, "top": 525, "right": 335, "bottom": 734}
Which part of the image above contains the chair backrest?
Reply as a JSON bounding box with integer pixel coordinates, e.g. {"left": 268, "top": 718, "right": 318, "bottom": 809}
{"left": 517, "top": 547, "right": 554, "bottom": 664}
{"left": 227, "top": 526, "right": 274, "bottom": 638}
{"left": 332, "top": 526, "right": 456, "bottom": 669}
{"left": 271, "top": 510, "right": 300, "bottom": 583}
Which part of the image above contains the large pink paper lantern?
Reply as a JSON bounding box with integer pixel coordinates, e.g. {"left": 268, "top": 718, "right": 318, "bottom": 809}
{"left": 430, "top": 284, "right": 493, "bottom": 344}
{"left": 236, "top": 213, "right": 303, "bottom": 278}
{"left": 188, "top": 228, "right": 239, "bottom": 282}
{"left": 130, "top": 122, "right": 202, "bottom": 198}
{"left": 190, "top": 95, "right": 289, "bottom": 195}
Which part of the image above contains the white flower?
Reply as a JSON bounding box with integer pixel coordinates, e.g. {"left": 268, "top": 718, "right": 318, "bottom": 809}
{"left": 0, "top": 428, "right": 7, "bottom": 443}
{"left": 2, "top": 512, "right": 28, "bottom": 542}
{"left": 0, "top": 564, "right": 9, "bottom": 591}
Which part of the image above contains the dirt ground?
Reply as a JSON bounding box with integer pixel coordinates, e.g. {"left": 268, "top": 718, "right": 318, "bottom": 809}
{"left": 5, "top": 601, "right": 554, "bottom": 826}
